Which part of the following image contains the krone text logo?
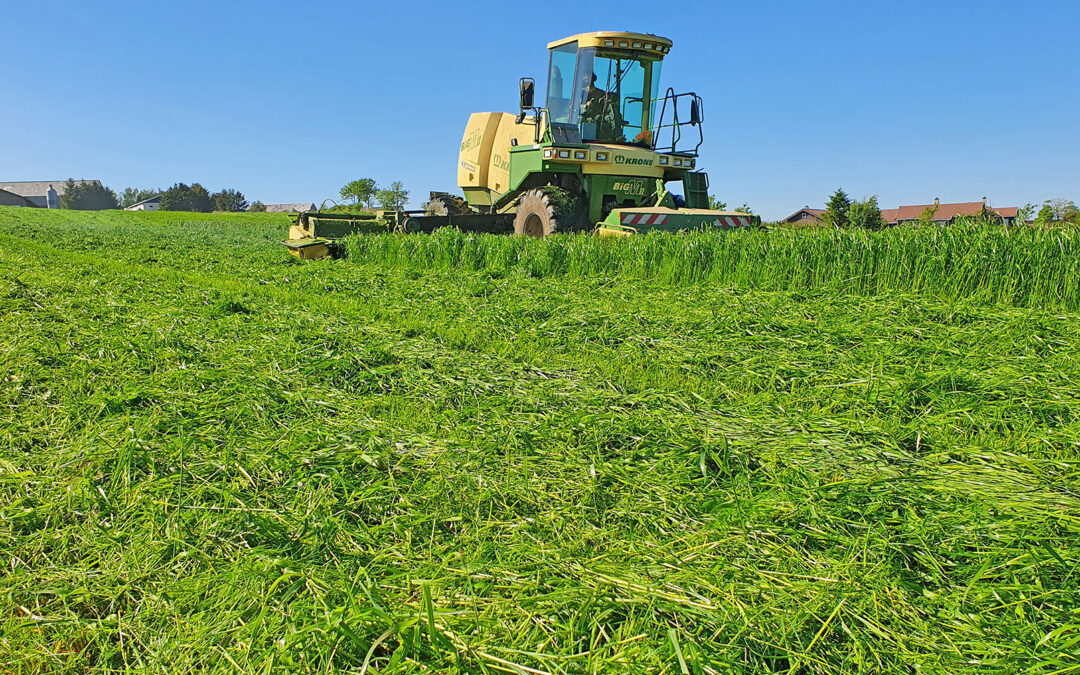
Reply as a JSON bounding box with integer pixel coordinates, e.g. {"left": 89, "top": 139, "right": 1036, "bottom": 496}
{"left": 614, "top": 155, "right": 654, "bottom": 166}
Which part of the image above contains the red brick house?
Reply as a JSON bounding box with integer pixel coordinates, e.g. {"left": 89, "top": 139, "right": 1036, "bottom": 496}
{"left": 880, "top": 198, "right": 1020, "bottom": 226}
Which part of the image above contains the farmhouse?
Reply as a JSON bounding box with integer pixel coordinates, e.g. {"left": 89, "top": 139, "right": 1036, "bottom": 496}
{"left": 880, "top": 198, "right": 1020, "bottom": 226}
{"left": 0, "top": 180, "right": 102, "bottom": 208}
{"left": 256, "top": 202, "right": 317, "bottom": 213}
{"left": 782, "top": 206, "right": 827, "bottom": 226}
{"left": 0, "top": 188, "right": 35, "bottom": 207}
{"left": 126, "top": 195, "right": 161, "bottom": 211}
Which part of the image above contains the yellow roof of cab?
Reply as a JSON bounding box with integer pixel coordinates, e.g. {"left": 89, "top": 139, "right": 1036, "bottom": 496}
{"left": 547, "top": 31, "right": 673, "bottom": 52}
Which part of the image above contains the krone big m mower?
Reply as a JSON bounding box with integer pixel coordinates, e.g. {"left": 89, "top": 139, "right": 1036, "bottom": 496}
{"left": 285, "top": 30, "right": 757, "bottom": 259}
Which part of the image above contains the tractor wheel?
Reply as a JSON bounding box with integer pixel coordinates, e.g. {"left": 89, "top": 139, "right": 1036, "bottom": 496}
{"left": 425, "top": 193, "right": 470, "bottom": 216}
{"left": 513, "top": 187, "right": 583, "bottom": 237}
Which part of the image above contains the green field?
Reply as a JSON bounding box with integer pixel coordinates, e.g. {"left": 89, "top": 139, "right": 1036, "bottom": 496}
{"left": 2, "top": 207, "right": 1079, "bottom": 673}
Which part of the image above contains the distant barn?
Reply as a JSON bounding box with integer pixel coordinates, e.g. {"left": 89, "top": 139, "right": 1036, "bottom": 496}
{"left": 0, "top": 188, "right": 35, "bottom": 207}
{"left": 0, "top": 180, "right": 101, "bottom": 208}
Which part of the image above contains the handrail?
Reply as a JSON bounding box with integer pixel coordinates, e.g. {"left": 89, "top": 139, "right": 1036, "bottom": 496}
{"left": 652, "top": 88, "right": 704, "bottom": 155}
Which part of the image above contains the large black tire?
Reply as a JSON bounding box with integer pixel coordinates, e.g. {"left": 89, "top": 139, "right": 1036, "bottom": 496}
{"left": 513, "top": 188, "right": 583, "bottom": 237}
{"left": 424, "top": 193, "right": 470, "bottom": 216}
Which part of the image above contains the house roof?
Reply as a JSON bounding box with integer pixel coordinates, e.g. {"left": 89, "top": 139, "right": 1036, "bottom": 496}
{"left": 782, "top": 207, "right": 827, "bottom": 222}
{"left": 992, "top": 206, "right": 1019, "bottom": 218}
{"left": 260, "top": 202, "right": 317, "bottom": 213}
{"left": 0, "top": 179, "right": 100, "bottom": 197}
{"left": 128, "top": 195, "right": 161, "bottom": 207}
{"left": 0, "top": 188, "right": 36, "bottom": 207}
{"left": 890, "top": 201, "right": 987, "bottom": 222}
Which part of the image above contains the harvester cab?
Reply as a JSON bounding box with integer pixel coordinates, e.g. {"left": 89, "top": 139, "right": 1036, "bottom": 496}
{"left": 542, "top": 32, "right": 673, "bottom": 149}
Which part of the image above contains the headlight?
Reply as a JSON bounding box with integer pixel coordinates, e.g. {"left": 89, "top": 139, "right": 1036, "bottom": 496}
{"left": 543, "top": 149, "right": 553, "bottom": 159}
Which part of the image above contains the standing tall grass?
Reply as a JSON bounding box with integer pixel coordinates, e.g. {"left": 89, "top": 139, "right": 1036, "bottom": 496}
{"left": 344, "top": 221, "right": 1080, "bottom": 309}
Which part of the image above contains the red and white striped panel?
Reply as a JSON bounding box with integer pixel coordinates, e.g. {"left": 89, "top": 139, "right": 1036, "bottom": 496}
{"left": 715, "top": 216, "right": 750, "bottom": 228}
{"left": 620, "top": 213, "right": 669, "bottom": 226}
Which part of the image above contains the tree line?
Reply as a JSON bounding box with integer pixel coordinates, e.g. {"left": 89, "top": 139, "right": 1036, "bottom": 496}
{"left": 820, "top": 189, "right": 1079, "bottom": 228}
{"left": 59, "top": 179, "right": 255, "bottom": 212}
{"left": 1032, "top": 198, "right": 1080, "bottom": 226}
{"left": 50, "top": 177, "right": 1080, "bottom": 226}
{"left": 339, "top": 179, "right": 409, "bottom": 211}
{"left": 821, "top": 189, "right": 887, "bottom": 229}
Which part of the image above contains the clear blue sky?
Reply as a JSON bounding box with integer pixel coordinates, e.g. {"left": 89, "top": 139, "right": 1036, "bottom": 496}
{"left": 3, "top": 0, "right": 1076, "bottom": 220}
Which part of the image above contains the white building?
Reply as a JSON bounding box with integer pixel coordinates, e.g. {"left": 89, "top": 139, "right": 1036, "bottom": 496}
{"left": 126, "top": 195, "right": 161, "bottom": 211}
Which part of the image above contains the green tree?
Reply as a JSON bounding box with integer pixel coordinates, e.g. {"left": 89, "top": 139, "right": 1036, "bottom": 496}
{"left": 190, "top": 184, "right": 212, "bottom": 212}
{"left": 848, "top": 195, "right": 887, "bottom": 229}
{"left": 250, "top": 201, "right": 267, "bottom": 212}
{"left": 1017, "top": 202, "right": 1037, "bottom": 224}
{"left": 1040, "top": 198, "right": 1080, "bottom": 225}
{"left": 1035, "top": 203, "right": 1055, "bottom": 226}
{"left": 734, "top": 203, "right": 754, "bottom": 215}
{"left": 375, "top": 181, "right": 409, "bottom": 211}
{"left": 160, "top": 183, "right": 212, "bottom": 212}
{"left": 211, "top": 188, "right": 248, "bottom": 212}
{"left": 341, "top": 178, "right": 377, "bottom": 208}
{"left": 918, "top": 204, "right": 939, "bottom": 226}
{"left": 118, "top": 187, "right": 160, "bottom": 208}
{"left": 823, "top": 188, "right": 852, "bottom": 228}
{"left": 707, "top": 195, "right": 727, "bottom": 210}
{"left": 59, "top": 179, "right": 119, "bottom": 210}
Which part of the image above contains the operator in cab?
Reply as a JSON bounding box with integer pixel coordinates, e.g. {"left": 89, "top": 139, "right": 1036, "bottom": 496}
{"left": 581, "top": 74, "right": 624, "bottom": 144}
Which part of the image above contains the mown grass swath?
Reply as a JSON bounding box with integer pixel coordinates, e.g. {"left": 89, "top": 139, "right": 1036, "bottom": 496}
{"left": 1, "top": 206, "right": 1078, "bottom": 673}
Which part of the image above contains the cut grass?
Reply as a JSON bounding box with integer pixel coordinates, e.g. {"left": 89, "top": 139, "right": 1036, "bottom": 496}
{"left": 1, "top": 207, "right": 1078, "bottom": 673}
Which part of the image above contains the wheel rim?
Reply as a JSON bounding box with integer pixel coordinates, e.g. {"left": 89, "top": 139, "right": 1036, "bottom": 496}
{"left": 523, "top": 213, "right": 544, "bottom": 237}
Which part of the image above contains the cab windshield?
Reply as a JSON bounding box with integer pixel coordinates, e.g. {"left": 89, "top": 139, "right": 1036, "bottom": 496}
{"left": 546, "top": 43, "right": 662, "bottom": 146}
{"left": 574, "top": 48, "right": 661, "bottom": 145}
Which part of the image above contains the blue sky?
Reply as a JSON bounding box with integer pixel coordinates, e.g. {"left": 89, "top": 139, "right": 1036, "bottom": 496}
{"left": 2, "top": 0, "right": 1076, "bottom": 220}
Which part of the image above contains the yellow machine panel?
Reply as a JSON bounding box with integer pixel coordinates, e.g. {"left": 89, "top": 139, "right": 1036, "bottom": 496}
{"left": 458, "top": 112, "right": 537, "bottom": 205}
{"left": 547, "top": 31, "right": 672, "bottom": 55}
{"left": 458, "top": 112, "right": 501, "bottom": 193}
{"left": 489, "top": 115, "right": 537, "bottom": 197}
{"left": 580, "top": 144, "right": 667, "bottom": 179}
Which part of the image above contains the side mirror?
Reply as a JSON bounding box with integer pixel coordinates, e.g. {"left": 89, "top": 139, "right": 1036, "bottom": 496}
{"left": 690, "top": 98, "right": 701, "bottom": 126}
{"left": 519, "top": 78, "right": 535, "bottom": 110}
